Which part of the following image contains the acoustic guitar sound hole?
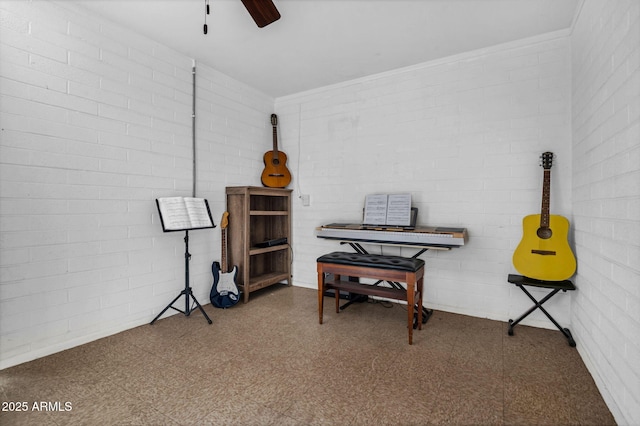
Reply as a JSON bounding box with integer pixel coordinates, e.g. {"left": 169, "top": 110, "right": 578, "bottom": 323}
{"left": 272, "top": 159, "right": 280, "bottom": 166}
{"left": 537, "top": 227, "right": 552, "bottom": 239}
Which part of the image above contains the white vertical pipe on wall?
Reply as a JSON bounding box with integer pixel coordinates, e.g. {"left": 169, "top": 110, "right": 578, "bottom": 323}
{"left": 192, "top": 61, "right": 197, "bottom": 197}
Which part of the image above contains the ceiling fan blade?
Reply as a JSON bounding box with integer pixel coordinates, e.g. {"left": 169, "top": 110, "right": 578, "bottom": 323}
{"left": 240, "top": 0, "right": 281, "bottom": 28}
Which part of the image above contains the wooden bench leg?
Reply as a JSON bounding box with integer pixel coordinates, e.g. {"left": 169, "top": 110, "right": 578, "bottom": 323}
{"left": 318, "top": 268, "right": 324, "bottom": 325}
{"left": 334, "top": 274, "right": 341, "bottom": 313}
{"left": 417, "top": 274, "right": 424, "bottom": 331}
{"left": 407, "top": 275, "right": 414, "bottom": 345}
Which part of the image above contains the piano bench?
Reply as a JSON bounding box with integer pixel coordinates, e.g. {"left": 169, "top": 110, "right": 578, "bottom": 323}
{"left": 317, "top": 251, "right": 425, "bottom": 344}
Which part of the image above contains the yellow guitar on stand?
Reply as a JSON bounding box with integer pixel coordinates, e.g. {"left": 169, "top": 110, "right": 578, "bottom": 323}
{"left": 513, "top": 152, "right": 576, "bottom": 281}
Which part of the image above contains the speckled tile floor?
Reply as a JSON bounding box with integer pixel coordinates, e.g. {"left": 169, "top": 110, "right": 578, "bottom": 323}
{"left": 0, "top": 285, "right": 615, "bottom": 425}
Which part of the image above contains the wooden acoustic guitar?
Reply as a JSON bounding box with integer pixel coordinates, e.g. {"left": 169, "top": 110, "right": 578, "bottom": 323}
{"left": 261, "top": 114, "right": 291, "bottom": 188}
{"left": 513, "top": 152, "right": 576, "bottom": 281}
{"left": 210, "top": 212, "right": 240, "bottom": 308}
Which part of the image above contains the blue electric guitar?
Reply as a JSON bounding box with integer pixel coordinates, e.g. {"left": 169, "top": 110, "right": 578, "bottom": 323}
{"left": 210, "top": 212, "right": 240, "bottom": 308}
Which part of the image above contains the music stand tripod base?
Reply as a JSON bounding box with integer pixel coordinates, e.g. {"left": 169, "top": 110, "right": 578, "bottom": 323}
{"left": 150, "top": 285, "right": 212, "bottom": 325}
{"left": 150, "top": 230, "right": 212, "bottom": 325}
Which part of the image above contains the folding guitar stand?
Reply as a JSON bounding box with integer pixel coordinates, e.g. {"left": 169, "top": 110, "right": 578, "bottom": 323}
{"left": 507, "top": 274, "right": 575, "bottom": 346}
{"left": 150, "top": 231, "right": 212, "bottom": 325}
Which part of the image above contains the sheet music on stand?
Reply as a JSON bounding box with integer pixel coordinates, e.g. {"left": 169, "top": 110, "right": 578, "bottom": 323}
{"left": 156, "top": 197, "right": 215, "bottom": 232}
{"left": 363, "top": 193, "right": 412, "bottom": 227}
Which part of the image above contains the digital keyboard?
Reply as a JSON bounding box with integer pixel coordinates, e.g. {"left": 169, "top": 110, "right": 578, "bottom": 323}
{"left": 316, "top": 223, "right": 467, "bottom": 247}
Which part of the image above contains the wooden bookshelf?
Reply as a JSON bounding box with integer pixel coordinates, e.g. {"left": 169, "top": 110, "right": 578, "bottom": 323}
{"left": 226, "top": 186, "right": 292, "bottom": 303}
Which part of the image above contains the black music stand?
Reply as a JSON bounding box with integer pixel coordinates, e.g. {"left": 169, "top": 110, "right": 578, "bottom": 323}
{"left": 151, "top": 197, "right": 216, "bottom": 325}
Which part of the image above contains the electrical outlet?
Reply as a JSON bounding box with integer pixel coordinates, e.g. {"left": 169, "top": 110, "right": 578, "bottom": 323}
{"left": 301, "top": 194, "right": 310, "bottom": 206}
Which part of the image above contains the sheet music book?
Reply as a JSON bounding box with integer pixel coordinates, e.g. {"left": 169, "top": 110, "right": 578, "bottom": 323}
{"left": 363, "top": 193, "right": 412, "bottom": 226}
{"left": 156, "top": 197, "right": 215, "bottom": 232}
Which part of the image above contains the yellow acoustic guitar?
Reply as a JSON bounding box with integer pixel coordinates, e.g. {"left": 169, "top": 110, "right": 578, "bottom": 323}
{"left": 513, "top": 152, "right": 576, "bottom": 281}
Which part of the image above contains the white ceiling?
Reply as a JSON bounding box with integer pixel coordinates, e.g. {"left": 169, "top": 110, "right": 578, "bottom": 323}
{"left": 70, "top": 0, "right": 580, "bottom": 98}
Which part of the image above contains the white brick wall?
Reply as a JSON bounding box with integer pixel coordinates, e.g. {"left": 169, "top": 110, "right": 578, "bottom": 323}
{"left": 571, "top": 1, "right": 640, "bottom": 424}
{"left": 277, "top": 32, "right": 574, "bottom": 326}
{"left": 1, "top": 1, "right": 638, "bottom": 423}
{"left": 0, "top": 0, "right": 273, "bottom": 368}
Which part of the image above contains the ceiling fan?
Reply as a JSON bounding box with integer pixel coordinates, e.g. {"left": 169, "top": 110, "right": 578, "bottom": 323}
{"left": 204, "top": 0, "right": 280, "bottom": 33}
{"left": 240, "top": 0, "right": 281, "bottom": 28}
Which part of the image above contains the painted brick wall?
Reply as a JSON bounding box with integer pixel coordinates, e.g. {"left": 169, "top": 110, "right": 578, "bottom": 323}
{"left": 2, "top": 2, "right": 637, "bottom": 422}
{"left": 0, "top": 1, "right": 272, "bottom": 368}
{"left": 277, "top": 32, "right": 574, "bottom": 326}
{"left": 571, "top": 1, "right": 640, "bottom": 424}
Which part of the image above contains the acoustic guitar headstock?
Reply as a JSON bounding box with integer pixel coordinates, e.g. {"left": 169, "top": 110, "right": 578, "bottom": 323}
{"left": 540, "top": 152, "right": 554, "bottom": 170}
{"left": 271, "top": 114, "right": 278, "bottom": 127}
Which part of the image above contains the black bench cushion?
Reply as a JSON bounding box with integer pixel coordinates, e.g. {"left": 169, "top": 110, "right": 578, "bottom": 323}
{"left": 317, "top": 251, "right": 424, "bottom": 272}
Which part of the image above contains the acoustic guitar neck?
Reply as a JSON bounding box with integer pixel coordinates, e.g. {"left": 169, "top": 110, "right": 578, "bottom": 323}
{"left": 271, "top": 119, "right": 280, "bottom": 163}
